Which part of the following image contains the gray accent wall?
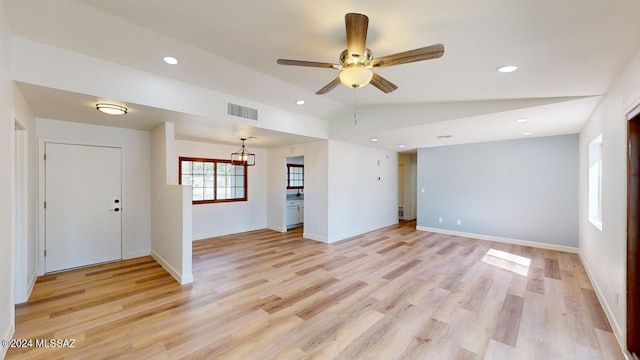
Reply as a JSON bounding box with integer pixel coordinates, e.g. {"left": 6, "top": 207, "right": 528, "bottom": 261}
{"left": 417, "top": 134, "right": 578, "bottom": 247}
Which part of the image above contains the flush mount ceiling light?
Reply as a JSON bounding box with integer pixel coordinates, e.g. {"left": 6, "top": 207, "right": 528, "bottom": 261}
{"left": 231, "top": 138, "right": 255, "bottom": 166}
{"left": 437, "top": 135, "right": 452, "bottom": 139}
{"left": 523, "top": 132, "right": 533, "bottom": 136}
{"left": 496, "top": 65, "right": 518, "bottom": 73}
{"left": 163, "top": 56, "right": 178, "bottom": 65}
{"left": 515, "top": 118, "right": 529, "bottom": 123}
{"left": 370, "top": 138, "right": 379, "bottom": 142}
{"left": 295, "top": 100, "right": 305, "bottom": 105}
{"left": 398, "top": 145, "right": 405, "bottom": 148}
{"left": 96, "top": 103, "right": 127, "bottom": 115}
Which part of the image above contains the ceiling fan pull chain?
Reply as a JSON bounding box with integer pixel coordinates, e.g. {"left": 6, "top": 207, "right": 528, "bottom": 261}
{"left": 353, "top": 87, "right": 358, "bottom": 125}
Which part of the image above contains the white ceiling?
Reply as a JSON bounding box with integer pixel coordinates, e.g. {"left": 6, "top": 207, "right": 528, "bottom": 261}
{"left": 4, "top": 0, "right": 640, "bottom": 150}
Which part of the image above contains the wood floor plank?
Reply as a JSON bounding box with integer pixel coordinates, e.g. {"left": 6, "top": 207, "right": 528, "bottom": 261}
{"left": 582, "top": 288, "right": 613, "bottom": 332}
{"left": 492, "top": 293, "right": 524, "bottom": 347}
{"left": 6, "top": 221, "right": 623, "bottom": 359}
{"left": 544, "top": 258, "right": 562, "bottom": 280}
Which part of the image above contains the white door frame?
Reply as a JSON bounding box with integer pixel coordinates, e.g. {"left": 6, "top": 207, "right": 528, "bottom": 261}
{"left": 13, "top": 120, "right": 26, "bottom": 303}
{"left": 37, "top": 138, "right": 127, "bottom": 275}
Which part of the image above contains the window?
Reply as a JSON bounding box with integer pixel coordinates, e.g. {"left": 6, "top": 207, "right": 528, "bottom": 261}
{"left": 179, "top": 157, "right": 247, "bottom": 204}
{"left": 287, "top": 164, "right": 304, "bottom": 189}
{"left": 588, "top": 134, "right": 603, "bottom": 230}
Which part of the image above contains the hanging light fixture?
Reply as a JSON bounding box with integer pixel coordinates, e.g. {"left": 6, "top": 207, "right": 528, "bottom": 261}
{"left": 96, "top": 103, "right": 127, "bottom": 115}
{"left": 231, "top": 138, "right": 255, "bottom": 166}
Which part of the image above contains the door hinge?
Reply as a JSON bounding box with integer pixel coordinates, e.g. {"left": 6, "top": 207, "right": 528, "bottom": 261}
{"left": 44, "top": 153, "right": 46, "bottom": 161}
{"left": 44, "top": 201, "right": 46, "bottom": 209}
{"left": 44, "top": 250, "right": 46, "bottom": 257}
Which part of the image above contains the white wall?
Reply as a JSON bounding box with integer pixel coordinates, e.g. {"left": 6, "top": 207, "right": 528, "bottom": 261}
{"left": 267, "top": 140, "right": 397, "bottom": 243}
{"left": 327, "top": 140, "right": 398, "bottom": 242}
{"left": 36, "top": 119, "right": 151, "bottom": 263}
{"left": 175, "top": 140, "right": 267, "bottom": 240}
{"left": 578, "top": 46, "right": 640, "bottom": 349}
{"left": 267, "top": 141, "right": 329, "bottom": 240}
{"left": 12, "top": 85, "right": 37, "bottom": 304}
{"left": 0, "top": 1, "right": 14, "bottom": 357}
{"left": 150, "top": 123, "right": 193, "bottom": 284}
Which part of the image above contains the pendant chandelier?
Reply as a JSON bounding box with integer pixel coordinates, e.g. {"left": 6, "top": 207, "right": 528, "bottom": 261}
{"left": 231, "top": 138, "right": 255, "bottom": 166}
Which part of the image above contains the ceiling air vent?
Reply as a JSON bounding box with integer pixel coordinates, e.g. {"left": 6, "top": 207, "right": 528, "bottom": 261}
{"left": 226, "top": 102, "right": 258, "bottom": 121}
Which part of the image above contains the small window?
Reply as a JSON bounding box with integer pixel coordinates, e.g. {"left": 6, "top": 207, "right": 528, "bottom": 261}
{"left": 588, "top": 134, "right": 603, "bottom": 230}
{"left": 287, "top": 164, "right": 304, "bottom": 189}
{"left": 179, "top": 157, "right": 247, "bottom": 204}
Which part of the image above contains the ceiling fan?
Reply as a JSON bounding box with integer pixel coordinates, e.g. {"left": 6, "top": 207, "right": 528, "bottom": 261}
{"left": 277, "top": 13, "right": 444, "bottom": 95}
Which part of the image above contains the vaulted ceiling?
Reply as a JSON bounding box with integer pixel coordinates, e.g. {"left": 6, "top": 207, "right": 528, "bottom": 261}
{"left": 4, "top": 0, "right": 640, "bottom": 150}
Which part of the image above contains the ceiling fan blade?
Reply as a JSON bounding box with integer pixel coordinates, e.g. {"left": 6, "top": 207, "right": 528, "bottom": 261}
{"left": 372, "top": 44, "right": 444, "bottom": 68}
{"left": 277, "top": 59, "right": 338, "bottom": 68}
{"left": 316, "top": 78, "right": 341, "bottom": 95}
{"left": 370, "top": 73, "right": 398, "bottom": 93}
{"left": 345, "top": 13, "right": 369, "bottom": 59}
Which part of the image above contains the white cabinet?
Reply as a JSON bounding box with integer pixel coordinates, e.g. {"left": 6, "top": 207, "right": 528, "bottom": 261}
{"left": 286, "top": 205, "right": 298, "bottom": 227}
{"left": 286, "top": 200, "right": 304, "bottom": 228}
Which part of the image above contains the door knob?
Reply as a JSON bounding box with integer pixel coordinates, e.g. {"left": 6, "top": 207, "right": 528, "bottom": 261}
{"left": 110, "top": 208, "right": 120, "bottom": 212}
{"left": 114, "top": 199, "right": 120, "bottom": 204}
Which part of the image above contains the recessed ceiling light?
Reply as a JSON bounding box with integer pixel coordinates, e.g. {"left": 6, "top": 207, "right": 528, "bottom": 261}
{"left": 496, "top": 65, "right": 518, "bottom": 73}
{"left": 96, "top": 103, "right": 127, "bottom": 115}
{"left": 163, "top": 56, "right": 178, "bottom": 65}
{"left": 523, "top": 132, "right": 533, "bottom": 136}
{"left": 295, "top": 100, "right": 305, "bottom": 105}
{"left": 371, "top": 138, "right": 379, "bottom": 142}
{"left": 398, "top": 145, "right": 405, "bottom": 148}
{"left": 515, "top": 118, "right": 528, "bottom": 123}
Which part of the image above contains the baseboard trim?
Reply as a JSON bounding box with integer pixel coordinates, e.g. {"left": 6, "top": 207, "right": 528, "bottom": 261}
{"left": 416, "top": 226, "right": 579, "bottom": 254}
{"left": 303, "top": 232, "right": 328, "bottom": 243}
{"left": 578, "top": 250, "right": 629, "bottom": 358}
{"left": 267, "top": 225, "right": 287, "bottom": 233}
{"left": 124, "top": 249, "right": 151, "bottom": 259}
{"left": 151, "top": 250, "right": 193, "bottom": 285}
{"left": 193, "top": 226, "right": 268, "bottom": 241}
{"left": 1, "top": 322, "right": 15, "bottom": 359}
{"left": 25, "top": 271, "right": 37, "bottom": 303}
{"left": 329, "top": 220, "right": 399, "bottom": 244}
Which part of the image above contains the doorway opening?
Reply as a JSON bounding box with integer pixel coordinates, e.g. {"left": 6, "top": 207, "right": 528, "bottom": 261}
{"left": 627, "top": 111, "right": 640, "bottom": 355}
{"left": 286, "top": 156, "right": 304, "bottom": 230}
{"left": 398, "top": 153, "right": 417, "bottom": 221}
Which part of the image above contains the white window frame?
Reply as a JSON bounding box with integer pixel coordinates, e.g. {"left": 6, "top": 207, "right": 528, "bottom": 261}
{"left": 588, "top": 134, "right": 603, "bottom": 231}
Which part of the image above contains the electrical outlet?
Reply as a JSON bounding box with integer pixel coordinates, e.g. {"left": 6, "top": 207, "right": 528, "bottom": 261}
{"left": 438, "top": 217, "right": 443, "bottom": 223}
{"left": 457, "top": 219, "right": 462, "bottom": 226}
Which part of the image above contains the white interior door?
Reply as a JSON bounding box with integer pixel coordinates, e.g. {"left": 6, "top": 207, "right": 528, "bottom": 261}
{"left": 45, "top": 143, "right": 122, "bottom": 273}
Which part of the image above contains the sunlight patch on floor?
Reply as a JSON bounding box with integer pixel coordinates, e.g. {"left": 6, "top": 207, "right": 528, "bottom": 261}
{"left": 481, "top": 248, "right": 531, "bottom": 277}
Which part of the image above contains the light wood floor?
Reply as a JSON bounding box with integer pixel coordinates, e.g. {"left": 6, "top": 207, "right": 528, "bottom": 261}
{"left": 8, "top": 221, "right": 623, "bottom": 359}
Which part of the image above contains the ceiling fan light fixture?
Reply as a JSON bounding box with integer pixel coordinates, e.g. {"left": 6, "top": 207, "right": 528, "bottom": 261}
{"left": 96, "top": 103, "right": 127, "bottom": 115}
{"left": 339, "top": 66, "right": 373, "bottom": 88}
